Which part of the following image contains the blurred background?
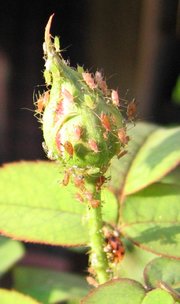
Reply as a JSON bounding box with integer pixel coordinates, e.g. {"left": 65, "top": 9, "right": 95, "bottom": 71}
{"left": 0, "top": 0, "right": 179, "bottom": 164}
{"left": 0, "top": 0, "right": 179, "bottom": 285}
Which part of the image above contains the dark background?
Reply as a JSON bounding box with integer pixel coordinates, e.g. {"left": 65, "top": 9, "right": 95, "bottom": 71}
{"left": 0, "top": 0, "right": 179, "bottom": 164}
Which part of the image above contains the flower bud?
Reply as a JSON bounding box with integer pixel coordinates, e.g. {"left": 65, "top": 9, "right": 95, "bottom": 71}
{"left": 37, "top": 15, "right": 128, "bottom": 177}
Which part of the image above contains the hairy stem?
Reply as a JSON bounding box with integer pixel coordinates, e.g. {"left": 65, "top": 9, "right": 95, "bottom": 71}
{"left": 86, "top": 182, "right": 109, "bottom": 284}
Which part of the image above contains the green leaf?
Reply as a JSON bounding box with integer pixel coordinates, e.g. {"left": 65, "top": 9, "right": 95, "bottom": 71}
{"left": 141, "top": 289, "right": 174, "bottom": 304}
{"left": 0, "top": 236, "right": 25, "bottom": 277}
{"left": 0, "top": 161, "right": 118, "bottom": 246}
{"left": 0, "top": 289, "right": 41, "bottom": 304}
{"left": 14, "top": 266, "right": 89, "bottom": 304}
{"left": 144, "top": 257, "right": 180, "bottom": 292}
{"left": 109, "top": 123, "right": 180, "bottom": 196}
{"left": 120, "top": 183, "right": 180, "bottom": 258}
{"left": 109, "top": 122, "right": 158, "bottom": 192}
{"left": 124, "top": 126, "right": 180, "bottom": 195}
{"left": 81, "top": 279, "right": 146, "bottom": 304}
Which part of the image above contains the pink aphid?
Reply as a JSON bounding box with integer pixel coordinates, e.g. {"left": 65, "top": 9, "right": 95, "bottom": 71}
{"left": 36, "top": 90, "right": 50, "bottom": 113}
{"left": 100, "top": 112, "right": 111, "bottom": 132}
{"left": 74, "top": 125, "right": 82, "bottom": 141}
{"left": 117, "top": 128, "right": 129, "bottom": 145}
{"left": 90, "top": 199, "right": 100, "bottom": 208}
{"left": 61, "top": 87, "right": 74, "bottom": 104}
{"left": 84, "top": 191, "right": 93, "bottom": 201}
{"left": 56, "top": 131, "right": 62, "bottom": 152}
{"left": 88, "top": 139, "right": 99, "bottom": 153}
{"left": 62, "top": 170, "right": 70, "bottom": 186}
{"left": 75, "top": 193, "right": 84, "bottom": 203}
{"left": 95, "top": 71, "right": 108, "bottom": 95}
{"left": 82, "top": 72, "right": 97, "bottom": 90}
{"left": 111, "top": 89, "right": 120, "bottom": 107}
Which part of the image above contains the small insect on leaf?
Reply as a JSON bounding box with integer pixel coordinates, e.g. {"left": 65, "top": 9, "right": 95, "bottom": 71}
{"left": 64, "top": 141, "right": 74, "bottom": 157}
{"left": 54, "top": 36, "right": 60, "bottom": 52}
{"left": 86, "top": 276, "right": 99, "bottom": 288}
{"left": 96, "top": 175, "right": 106, "bottom": 191}
{"left": 75, "top": 192, "right": 84, "bottom": 203}
{"left": 104, "top": 229, "right": 125, "bottom": 264}
{"left": 127, "top": 98, "right": 137, "bottom": 120}
{"left": 62, "top": 170, "right": 70, "bottom": 186}
{"left": 100, "top": 112, "right": 111, "bottom": 132}
{"left": 84, "top": 191, "right": 93, "bottom": 201}
{"left": 61, "top": 87, "right": 74, "bottom": 104}
{"left": 82, "top": 72, "right": 97, "bottom": 90}
{"left": 36, "top": 91, "right": 50, "bottom": 113}
{"left": 74, "top": 175, "right": 85, "bottom": 191}
{"left": 88, "top": 139, "right": 99, "bottom": 153}
{"left": 95, "top": 71, "right": 108, "bottom": 95}
{"left": 117, "top": 128, "right": 129, "bottom": 145}
{"left": 90, "top": 199, "right": 100, "bottom": 208}
{"left": 84, "top": 94, "right": 96, "bottom": 109}
{"left": 74, "top": 125, "right": 82, "bottom": 141}
{"left": 111, "top": 89, "right": 120, "bottom": 107}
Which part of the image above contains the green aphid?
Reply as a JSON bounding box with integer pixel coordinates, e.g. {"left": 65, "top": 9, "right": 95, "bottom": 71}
{"left": 84, "top": 94, "right": 96, "bottom": 109}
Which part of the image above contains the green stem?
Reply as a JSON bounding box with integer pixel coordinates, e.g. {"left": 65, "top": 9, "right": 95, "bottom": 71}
{"left": 86, "top": 182, "right": 109, "bottom": 284}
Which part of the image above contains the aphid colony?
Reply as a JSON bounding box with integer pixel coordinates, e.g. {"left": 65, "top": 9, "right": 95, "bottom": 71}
{"left": 86, "top": 226, "right": 125, "bottom": 287}
{"left": 35, "top": 70, "right": 134, "bottom": 158}
{"left": 103, "top": 226, "right": 125, "bottom": 264}
{"left": 62, "top": 168, "right": 108, "bottom": 209}
{"left": 40, "top": 25, "right": 137, "bottom": 199}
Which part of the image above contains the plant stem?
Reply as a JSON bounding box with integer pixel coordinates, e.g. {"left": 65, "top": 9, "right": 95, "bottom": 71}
{"left": 86, "top": 182, "right": 109, "bottom": 284}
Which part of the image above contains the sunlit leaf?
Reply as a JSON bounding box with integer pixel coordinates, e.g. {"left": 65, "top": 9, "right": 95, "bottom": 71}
{"left": 141, "top": 289, "right": 174, "bottom": 304}
{"left": 109, "top": 123, "right": 180, "bottom": 196}
{"left": 0, "top": 161, "right": 117, "bottom": 246}
{"left": 81, "top": 279, "right": 146, "bottom": 304}
{"left": 124, "top": 126, "right": 180, "bottom": 195}
{"left": 0, "top": 289, "right": 40, "bottom": 304}
{"left": 120, "top": 183, "right": 180, "bottom": 258}
{"left": 144, "top": 257, "right": 180, "bottom": 292}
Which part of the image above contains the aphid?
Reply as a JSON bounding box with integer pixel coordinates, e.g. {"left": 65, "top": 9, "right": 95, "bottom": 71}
{"left": 96, "top": 175, "right": 106, "bottom": 191}
{"left": 64, "top": 141, "right": 74, "bottom": 157}
{"left": 74, "top": 125, "right": 82, "bottom": 141}
{"left": 127, "top": 98, "right": 137, "bottom": 120}
{"left": 75, "top": 192, "right": 84, "bottom": 203}
{"left": 90, "top": 199, "right": 100, "bottom": 208}
{"left": 44, "top": 70, "right": 52, "bottom": 86}
{"left": 117, "top": 149, "right": 127, "bottom": 159}
{"left": 74, "top": 175, "right": 85, "bottom": 190}
{"left": 62, "top": 170, "right": 70, "bottom": 186}
{"left": 82, "top": 72, "right": 97, "bottom": 90}
{"left": 88, "top": 139, "right": 99, "bottom": 153}
{"left": 54, "top": 36, "right": 60, "bottom": 52}
{"left": 84, "top": 191, "right": 93, "bottom": 201}
{"left": 36, "top": 91, "right": 50, "bottom": 113}
{"left": 95, "top": 71, "right": 108, "bottom": 95}
{"left": 61, "top": 87, "right": 74, "bottom": 104}
{"left": 84, "top": 94, "right": 96, "bottom": 109}
{"left": 100, "top": 112, "right": 111, "bottom": 132}
{"left": 111, "top": 89, "right": 120, "bottom": 107}
{"left": 104, "top": 230, "right": 125, "bottom": 264}
{"left": 117, "top": 128, "right": 129, "bottom": 145}
{"left": 86, "top": 276, "right": 99, "bottom": 288}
